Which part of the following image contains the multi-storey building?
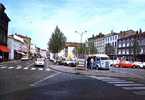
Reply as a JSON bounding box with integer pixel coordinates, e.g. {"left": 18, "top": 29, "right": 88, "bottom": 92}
{"left": 0, "top": 3, "right": 10, "bottom": 61}
{"left": 105, "top": 32, "right": 119, "bottom": 58}
{"left": 14, "top": 34, "right": 31, "bottom": 57}
{"left": 94, "top": 33, "right": 105, "bottom": 54}
{"left": 95, "top": 37, "right": 105, "bottom": 54}
{"left": 117, "top": 30, "right": 145, "bottom": 61}
{"left": 8, "top": 35, "right": 25, "bottom": 60}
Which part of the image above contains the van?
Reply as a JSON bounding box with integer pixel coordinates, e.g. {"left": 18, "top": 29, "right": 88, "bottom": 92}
{"left": 87, "top": 54, "right": 110, "bottom": 70}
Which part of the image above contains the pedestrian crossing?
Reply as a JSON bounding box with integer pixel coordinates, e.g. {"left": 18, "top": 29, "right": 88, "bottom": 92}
{"left": 90, "top": 76, "right": 145, "bottom": 96}
{"left": 0, "top": 65, "right": 51, "bottom": 72}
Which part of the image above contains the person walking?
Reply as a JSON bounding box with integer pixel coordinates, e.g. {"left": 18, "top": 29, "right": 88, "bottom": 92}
{"left": 90, "top": 57, "right": 94, "bottom": 70}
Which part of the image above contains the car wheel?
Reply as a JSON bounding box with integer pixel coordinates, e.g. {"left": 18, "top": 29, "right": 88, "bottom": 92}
{"left": 132, "top": 65, "right": 137, "bottom": 68}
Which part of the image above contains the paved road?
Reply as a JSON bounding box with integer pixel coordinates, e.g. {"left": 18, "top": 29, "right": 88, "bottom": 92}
{"left": 0, "top": 60, "right": 145, "bottom": 100}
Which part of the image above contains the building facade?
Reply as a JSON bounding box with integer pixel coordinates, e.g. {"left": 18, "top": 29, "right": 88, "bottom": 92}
{"left": 95, "top": 37, "right": 105, "bottom": 54}
{"left": 0, "top": 3, "right": 10, "bottom": 61}
{"left": 8, "top": 36, "right": 25, "bottom": 60}
{"left": 105, "top": 32, "right": 119, "bottom": 59}
{"left": 117, "top": 30, "right": 145, "bottom": 61}
{"left": 40, "top": 49, "right": 47, "bottom": 58}
{"left": 14, "top": 34, "right": 31, "bottom": 58}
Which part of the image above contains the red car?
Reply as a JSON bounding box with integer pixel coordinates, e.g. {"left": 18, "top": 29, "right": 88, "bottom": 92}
{"left": 113, "top": 61, "right": 137, "bottom": 68}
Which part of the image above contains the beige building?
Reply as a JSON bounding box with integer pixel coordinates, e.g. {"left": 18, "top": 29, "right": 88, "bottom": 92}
{"left": 95, "top": 37, "right": 105, "bottom": 54}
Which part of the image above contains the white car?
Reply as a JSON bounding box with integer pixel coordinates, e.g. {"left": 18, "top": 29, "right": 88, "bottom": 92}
{"left": 34, "top": 58, "right": 45, "bottom": 66}
{"left": 64, "top": 60, "right": 77, "bottom": 67}
{"left": 21, "top": 56, "right": 29, "bottom": 61}
{"left": 133, "top": 61, "right": 144, "bottom": 68}
{"left": 77, "top": 59, "right": 85, "bottom": 67}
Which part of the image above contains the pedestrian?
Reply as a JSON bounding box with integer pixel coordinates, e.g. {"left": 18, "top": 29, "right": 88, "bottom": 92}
{"left": 87, "top": 57, "right": 90, "bottom": 69}
{"left": 90, "top": 57, "right": 94, "bottom": 70}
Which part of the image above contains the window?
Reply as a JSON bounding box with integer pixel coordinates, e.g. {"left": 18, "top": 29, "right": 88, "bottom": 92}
{"left": 115, "top": 35, "right": 117, "bottom": 39}
{"left": 118, "top": 50, "right": 121, "bottom": 54}
{"left": 126, "top": 42, "right": 129, "bottom": 47}
{"left": 126, "top": 49, "right": 129, "bottom": 54}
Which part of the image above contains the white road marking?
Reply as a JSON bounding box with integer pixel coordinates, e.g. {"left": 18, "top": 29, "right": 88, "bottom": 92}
{"left": 114, "top": 83, "right": 144, "bottom": 87}
{"left": 45, "top": 68, "right": 50, "bottom": 71}
{"left": 16, "top": 66, "right": 22, "bottom": 69}
{"left": 24, "top": 67, "right": 29, "bottom": 70}
{"left": 102, "top": 80, "right": 126, "bottom": 82}
{"left": 123, "top": 87, "right": 145, "bottom": 90}
{"left": 30, "top": 67, "right": 36, "bottom": 70}
{"left": 0, "top": 66, "right": 7, "bottom": 69}
{"left": 133, "top": 91, "right": 145, "bottom": 95}
{"left": 107, "top": 81, "right": 135, "bottom": 84}
{"left": 30, "top": 72, "right": 60, "bottom": 86}
{"left": 90, "top": 76, "right": 113, "bottom": 80}
{"left": 8, "top": 67, "right": 14, "bottom": 69}
{"left": 25, "top": 63, "right": 34, "bottom": 68}
{"left": 38, "top": 68, "right": 43, "bottom": 71}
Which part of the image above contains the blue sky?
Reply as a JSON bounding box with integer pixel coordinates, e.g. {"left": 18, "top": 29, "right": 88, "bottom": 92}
{"left": 1, "top": 0, "right": 145, "bottom": 49}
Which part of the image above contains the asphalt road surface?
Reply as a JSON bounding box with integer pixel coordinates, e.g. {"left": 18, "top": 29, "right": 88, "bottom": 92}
{"left": 0, "top": 60, "right": 145, "bottom": 100}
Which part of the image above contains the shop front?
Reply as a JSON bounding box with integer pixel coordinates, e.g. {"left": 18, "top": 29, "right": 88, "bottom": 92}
{"left": 0, "top": 45, "right": 9, "bottom": 62}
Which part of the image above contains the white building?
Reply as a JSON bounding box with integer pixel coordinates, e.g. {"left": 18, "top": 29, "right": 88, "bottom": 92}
{"left": 95, "top": 37, "right": 105, "bottom": 54}
{"left": 30, "top": 44, "right": 37, "bottom": 57}
{"left": 8, "top": 35, "right": 27, "bottom": 60}
{"left": 40, "top": 49, "right": 47, "bottom": 58}
{"left": 104, "top": 32, "right": 119, "bottom": 58}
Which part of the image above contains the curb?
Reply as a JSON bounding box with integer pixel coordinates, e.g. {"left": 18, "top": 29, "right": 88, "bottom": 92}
{"left": 48, "top": 64, "right": 145, "bottom": 82}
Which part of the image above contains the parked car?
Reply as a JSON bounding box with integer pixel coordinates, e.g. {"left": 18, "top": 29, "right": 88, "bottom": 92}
{"left": 77, "top": 59, "right": 85, "bottom": 67}
{"left": 64, "top": 59, "right": 77, "bottom": 67}
{"left": 34, "top": 58, "right": 45, "bottom": 66}
{"left": 113, "top": 60, "right": 137, "bottom": 68}
{"left": 133, "top": 61, "right": 145, "bottom": 69}
{"left": 56, "top": 58, "right": 65, "bottom": 65}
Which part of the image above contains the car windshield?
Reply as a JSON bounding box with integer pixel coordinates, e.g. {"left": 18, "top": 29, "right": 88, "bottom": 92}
{"left": 100, "top": 57, "right": 109, "bottom": 60}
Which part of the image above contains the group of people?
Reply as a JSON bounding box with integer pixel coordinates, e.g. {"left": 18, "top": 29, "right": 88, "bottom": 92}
{"left": 86, "top": 57, "right": 96, "bottom": 70}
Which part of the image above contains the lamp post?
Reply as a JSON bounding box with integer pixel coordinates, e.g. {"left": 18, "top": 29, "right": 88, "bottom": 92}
{"left": 75, "top": 30, "right": 87, "bottom": 58}
{"left": 74, "top": 30, "right": 87, "bottom": 71}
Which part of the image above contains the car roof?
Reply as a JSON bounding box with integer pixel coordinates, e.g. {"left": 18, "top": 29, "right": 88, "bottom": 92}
{"left": 87, "top": 54, "right": 109, "bottom": 58}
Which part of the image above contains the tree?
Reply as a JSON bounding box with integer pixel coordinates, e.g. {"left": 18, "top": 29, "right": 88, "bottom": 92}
{"left": 132, "top": 32, "right": 141, "bottom": 61}
{"left": 105, "top": 43, "right": 115, "bottom": 55}
{"left": 88, "top": 40, "right": 97, "bottom": 54}
{"left": 76, "top": 43, "right": 86, "bottom": 54}
{"left": 48, "top": 26, "right": 66, "bottom": 58}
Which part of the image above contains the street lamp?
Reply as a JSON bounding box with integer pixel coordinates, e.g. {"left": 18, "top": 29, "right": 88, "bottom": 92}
{"left": 74, "top": 30, "right": 88, "bottom": 71}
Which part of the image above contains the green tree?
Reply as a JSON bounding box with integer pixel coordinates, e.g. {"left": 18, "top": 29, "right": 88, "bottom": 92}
{"left": 76, "top": 43, "right": 86, "bottom": 55}
{"left": 132, "top": 32, "right": 141, "bottom": 61}
{"left": 48, "top": 26, "right": 66, "bottom": 58}
{"left": 88, "top": 40, "right": 97, "bottom": 54}
{"left": 105, "top": 43, "right": 115, "bottom": 55}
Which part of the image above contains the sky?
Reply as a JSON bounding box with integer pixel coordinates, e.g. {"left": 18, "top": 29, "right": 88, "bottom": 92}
{"left": 1, "top": 0, "right": 145, "bottom": 49}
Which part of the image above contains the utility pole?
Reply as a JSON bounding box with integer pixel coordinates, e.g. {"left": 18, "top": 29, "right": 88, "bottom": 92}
{"left": 75, "top": 30, "right": 87, "bottom": 58}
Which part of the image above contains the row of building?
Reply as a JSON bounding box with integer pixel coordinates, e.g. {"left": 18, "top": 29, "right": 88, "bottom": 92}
{"left": 86, "top": 29, "right": 145, "bottom": 61}
{"left": 0, "top": 3, "right": 47, "bottom": 62}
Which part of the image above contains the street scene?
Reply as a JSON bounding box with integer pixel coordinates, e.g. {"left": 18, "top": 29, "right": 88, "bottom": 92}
{"left": 1, "top": 0, "right": 145, "bottom": 100}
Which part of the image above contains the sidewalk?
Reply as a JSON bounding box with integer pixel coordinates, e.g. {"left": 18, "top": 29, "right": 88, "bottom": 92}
{"left": 0, "top": 60, "right": 21, "bottom": 65}
{"left": 49, "top": 64, "right": 145, "bottom": 84}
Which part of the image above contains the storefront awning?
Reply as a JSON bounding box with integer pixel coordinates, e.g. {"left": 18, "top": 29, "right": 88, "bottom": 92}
{"left": 0, "top": 45, "right": 10, "bottom": 52}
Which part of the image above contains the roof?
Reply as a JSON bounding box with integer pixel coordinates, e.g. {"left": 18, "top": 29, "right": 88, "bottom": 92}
{"left": 15, "top": 34, "right": 31, "bottom": 40}
{"left": 105, "top": 32, "right": 119, "bottom": 37}
{"left": 8, "top": 35, "right": 24, "bottom": 44}
{"left": 65, "top": 42, "right": 81, "bottom": 47}
{"left": 87, "top": 54, "right": 109, "bottom": 58}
